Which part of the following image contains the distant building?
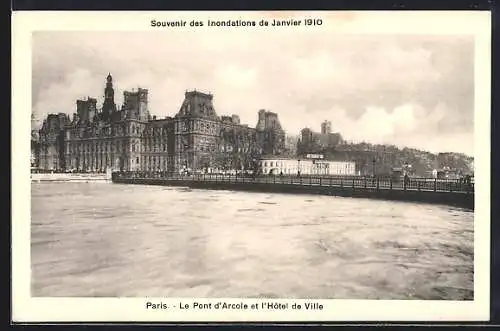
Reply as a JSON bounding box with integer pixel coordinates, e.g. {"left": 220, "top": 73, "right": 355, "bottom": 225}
{"left": 255, "top": 109, "right": 286, "bottom": 156}
{"left": 321, "top": 120, "right": 331, "bottom": 135}
{"left": 36, "top": 74, "right": 286, "bottom": 173}
{"left": 31, "top": 113, "right": 40, "bottom": 168}
{"left": 38, "top": 113, "right": 70, "bottom": 170}
{"left": 284, "top": 134, "right": 299, "bottom": 156}
{"left": 436, "top": 167, "right": 462, "bottom": 180}
{"left": 299, "top": 128, "right": 319, "bottom": 152}
{"left": 259, "top": 155, "right": 356, "bottom": 176}
{"left": 437, "top": 152, "right": 474, "bottom": 175}
{"left": 297, "top": 121, "right": 343, "bottom": 156}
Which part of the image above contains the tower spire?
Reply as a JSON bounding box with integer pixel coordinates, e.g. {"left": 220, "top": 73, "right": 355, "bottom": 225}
{"left": 102, "top": 73, "right": 116, "bottom": 120}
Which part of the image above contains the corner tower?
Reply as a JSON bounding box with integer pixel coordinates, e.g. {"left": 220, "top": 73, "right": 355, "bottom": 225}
{"left": 124, "top": 88, "right": 149, "bottom": 121}
{"left": 255, "top": 109, "right": 285, "bottom": 155}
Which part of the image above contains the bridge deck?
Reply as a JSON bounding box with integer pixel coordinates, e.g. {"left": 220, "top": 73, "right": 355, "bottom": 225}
{"left": 113, "top": 173, "right": 474, "bottom": 195}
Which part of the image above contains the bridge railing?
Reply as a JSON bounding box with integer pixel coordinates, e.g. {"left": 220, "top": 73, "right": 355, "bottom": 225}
{"left": 112, "top": 172, "right": 474, "bottom": 194}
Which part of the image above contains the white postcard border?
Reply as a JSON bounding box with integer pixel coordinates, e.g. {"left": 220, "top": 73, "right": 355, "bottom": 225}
{"left": 12, "top": 10, "right": 491, "bottom": 322}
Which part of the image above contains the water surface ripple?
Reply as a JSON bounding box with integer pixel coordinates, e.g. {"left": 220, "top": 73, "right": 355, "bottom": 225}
{"left": 31, "top": 182, "right": 474, "bottom": 299}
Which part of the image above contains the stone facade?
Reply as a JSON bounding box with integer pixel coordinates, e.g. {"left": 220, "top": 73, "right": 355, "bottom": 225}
{"left": 31, "top": 136, "right": 40, "bottom": 168}
{"left": 259, "top": 156, "right": 356, "bottom": 176}
{"left": 36, "top": 74, "right": 286, "bottom": 173}
{"left": 31, "top": 113, "right": 40, "bottom": 168}
{"left": 38, "top": 113, "right": 70, "bottom": 170}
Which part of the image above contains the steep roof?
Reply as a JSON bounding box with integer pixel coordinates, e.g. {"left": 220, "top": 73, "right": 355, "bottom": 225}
{"left": 175, "top": 90, "right": 218, "bottom": 119}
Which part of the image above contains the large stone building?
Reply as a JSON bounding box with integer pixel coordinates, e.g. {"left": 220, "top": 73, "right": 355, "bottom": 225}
{"left": 36, "top": 74, "right": 286, "bottom": 173}
{"left": 297, "top": 122, "right": 343, "bottom": 156}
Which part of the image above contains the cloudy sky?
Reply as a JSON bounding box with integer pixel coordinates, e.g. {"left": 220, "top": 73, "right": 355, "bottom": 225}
{"left": 32, "top": 29, "right": 474, "bottom": 155}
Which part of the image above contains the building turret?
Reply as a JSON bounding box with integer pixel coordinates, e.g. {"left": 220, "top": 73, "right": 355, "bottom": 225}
{"left": 102, "top": 73, "right": 116, "bottom": 121}
{"left": 124, "top": 88, "right": 149, "bottom": 121}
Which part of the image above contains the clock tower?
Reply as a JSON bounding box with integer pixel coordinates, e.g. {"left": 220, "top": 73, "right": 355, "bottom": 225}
{"left": 102, "top": 73, "right": 116, "bottom": 121}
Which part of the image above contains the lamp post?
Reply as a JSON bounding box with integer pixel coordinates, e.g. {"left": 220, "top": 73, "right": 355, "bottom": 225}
{"left": 297, "top": 159, "right": 301, "bottom": 177}
{"left": 372, "top": 157, "right": 376, "bottom": 177}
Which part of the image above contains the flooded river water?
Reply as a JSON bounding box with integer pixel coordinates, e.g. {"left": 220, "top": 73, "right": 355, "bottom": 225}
{"left": 31, "top": 182, "right": 474, "bottom": 299}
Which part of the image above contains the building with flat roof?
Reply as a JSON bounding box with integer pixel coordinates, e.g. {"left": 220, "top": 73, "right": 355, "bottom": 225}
{"left": 259, "top": 155, "right": 356, "bottom": 176}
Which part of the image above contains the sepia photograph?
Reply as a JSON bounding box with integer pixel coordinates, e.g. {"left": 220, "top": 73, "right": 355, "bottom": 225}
{"left": 13, "top": 11, "right": 490, "bottom": 322}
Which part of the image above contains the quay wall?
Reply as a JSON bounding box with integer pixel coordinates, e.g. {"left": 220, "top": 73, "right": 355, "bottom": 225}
{"left": 112, "top": 176, "right": 474, "bottom": 210}
{"left": 31, "top": 172, "right": 111, "bottom": 183}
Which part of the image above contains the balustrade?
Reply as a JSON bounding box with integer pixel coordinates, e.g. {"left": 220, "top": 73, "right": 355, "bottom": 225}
{"left": 112, "top": 171, "right": 474, "bottom": 194}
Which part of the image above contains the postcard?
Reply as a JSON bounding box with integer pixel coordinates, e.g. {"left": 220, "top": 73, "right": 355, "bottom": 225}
{"left": 12, "top": 10, "right": 491, "bottom": 322}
